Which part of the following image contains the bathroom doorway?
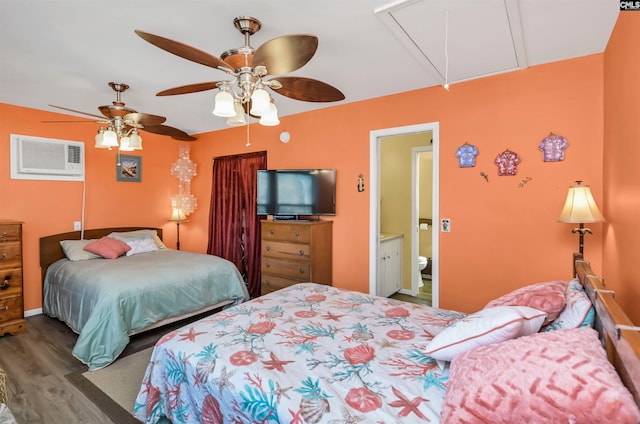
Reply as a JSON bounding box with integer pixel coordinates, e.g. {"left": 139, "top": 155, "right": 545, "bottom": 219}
{"left": 369, "top": 122, "right": 440, "bottom": 307}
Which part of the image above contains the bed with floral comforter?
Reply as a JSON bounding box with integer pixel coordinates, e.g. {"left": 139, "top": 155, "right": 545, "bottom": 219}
{"left": 134, "top": 283, "right": 464, "bottom": 423}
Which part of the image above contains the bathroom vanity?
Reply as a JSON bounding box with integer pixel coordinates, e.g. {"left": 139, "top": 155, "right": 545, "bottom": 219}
{"left": 378, "top": 233, "right": 403, "bottom": 297}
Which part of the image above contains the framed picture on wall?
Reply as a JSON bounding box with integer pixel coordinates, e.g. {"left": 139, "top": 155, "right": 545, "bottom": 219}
{"left": 117, "top": 154, "right": 142, "bottom": 182}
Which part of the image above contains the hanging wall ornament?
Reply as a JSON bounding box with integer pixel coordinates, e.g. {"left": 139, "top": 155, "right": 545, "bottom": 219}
{"left": 494, "top": 148, "right": 521, "bottom": 176}
{"left": 170, "top": 145, "right": 198, "bottom": 216}
{"left": 538, "top": 132, "right": 569, "bottom": 162}
{"left": 455, "top": 142, "right": 479, "bottom": 168}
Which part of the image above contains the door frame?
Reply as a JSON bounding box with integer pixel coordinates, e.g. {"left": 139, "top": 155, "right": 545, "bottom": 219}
{"left": 369, "top": 122, "right": 440, "bottom": 306}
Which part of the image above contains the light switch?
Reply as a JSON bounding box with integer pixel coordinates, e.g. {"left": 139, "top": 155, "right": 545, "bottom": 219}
{"left": 441, "top": 218, "right": 451, "bottom": 232}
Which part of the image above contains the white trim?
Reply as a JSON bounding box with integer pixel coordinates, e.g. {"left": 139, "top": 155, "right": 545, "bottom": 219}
{"left": 25, "top": 308, "right": 42, "bottom": 317}
{"left": 369, "top": 122, "right": 440, "bottom": 307}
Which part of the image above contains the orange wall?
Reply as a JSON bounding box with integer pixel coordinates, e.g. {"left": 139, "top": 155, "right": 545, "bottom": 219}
{"left": 190, "top": 54, "right": 604, "bottom": 313}
{"left": 1, "top": 53, "right": 606, "bottom": 317}
{"left": 0, "top": 104, "right": 188, "bottom": 311}
{"left": 603, "top": 12, "right": 640, "bottom": 325}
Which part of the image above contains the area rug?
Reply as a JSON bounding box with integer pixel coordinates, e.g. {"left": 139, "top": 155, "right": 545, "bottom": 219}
{"left": 66, "top": 347, "right": 152, "bottom": 423}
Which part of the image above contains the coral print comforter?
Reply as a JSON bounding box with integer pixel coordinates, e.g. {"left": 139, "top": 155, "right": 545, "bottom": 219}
{"left": 134, "top": 283, "right": 464, "bottom": 423}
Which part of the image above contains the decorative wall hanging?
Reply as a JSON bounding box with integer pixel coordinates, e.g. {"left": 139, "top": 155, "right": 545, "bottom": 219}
{"left": 494, "top": 149, "right": 520, "bottom": 176}
{"left": 538, "top": 132, "right": 568, "bottom": 162}
{"left": 170, "top": 145, "right": 198, "bottom": 216}
{"left": 518, "top": 176, "right": 532, "bottom": 188}
{"left": 455, "top": 142, "right": 479, "bottom": 167}
{"left": 116, "top": 154, "right": 142, "bottom": 182}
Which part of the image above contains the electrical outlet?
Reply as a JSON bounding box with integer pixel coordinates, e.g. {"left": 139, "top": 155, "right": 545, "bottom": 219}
{"left": 441, "top": 218, "right": 451, "bottom": 232}
{"left": 74, "top": 221, "right": 81, "bottom": 231}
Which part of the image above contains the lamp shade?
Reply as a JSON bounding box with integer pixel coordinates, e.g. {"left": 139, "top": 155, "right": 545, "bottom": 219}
{"left": 226, "top": 102, "right": 247, "bottom": 126}
{"left": 558, "top": 181, "right": 604, "bottom": 223}
{"left": 170, "top": 207, "right": 187, "bottom": 222}
{"left": 213, "top": 90, "right": 235, "bottom": 117}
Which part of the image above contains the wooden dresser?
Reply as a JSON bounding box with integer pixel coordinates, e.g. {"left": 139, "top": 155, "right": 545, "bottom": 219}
{"left": 0, "top": 220, "right": 26, "bottom": 335}
{"left": 261, "top": 220, "right": 332, "bottom": 295}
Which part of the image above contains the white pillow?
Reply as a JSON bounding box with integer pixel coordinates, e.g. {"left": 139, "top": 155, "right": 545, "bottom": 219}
{"left": 59, "top": 239, "right": 101, "bottom": 261}
{"left": 424, "top": 306, "right": 547, "bottom": 361}
{"left": 124, "top": 236, "right": 159, "bottom": 256}
{"left": 108, "top": 229, "right": 166, "bottom": 249}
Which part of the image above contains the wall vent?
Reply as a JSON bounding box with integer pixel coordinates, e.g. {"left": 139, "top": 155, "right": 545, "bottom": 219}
{"left": 10, "top": 134, "right": 85, "bottom": 181}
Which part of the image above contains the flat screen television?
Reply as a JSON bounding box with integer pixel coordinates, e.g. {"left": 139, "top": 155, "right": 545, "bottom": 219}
{"left": 257, "top": 169, "right": 336, "bottom": 218}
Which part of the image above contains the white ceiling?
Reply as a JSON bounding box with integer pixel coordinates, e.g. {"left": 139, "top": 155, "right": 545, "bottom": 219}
{"left": 0, "top": 0, "right": 618, "bottom": 137}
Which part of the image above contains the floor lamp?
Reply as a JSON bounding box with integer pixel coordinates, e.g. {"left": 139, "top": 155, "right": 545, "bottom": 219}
{"left": 558, "top": 180, "right": 604, "bottom": 254}
{"left": 170, "top": 207, "right": 187, "bottom": 250}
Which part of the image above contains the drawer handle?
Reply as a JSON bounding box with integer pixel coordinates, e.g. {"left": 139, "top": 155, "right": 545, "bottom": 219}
{"left": 269, "top": 229, "right": 275, "bottom": 235}
{"left": 265, "top": 279, "right": 271, "bottom": 286}
{"left": 298, "top": 268, "right": 305, "bottom": 275}
{"left": 294, "top": 231, "right": 300, "bottom": 237}
{"left": 0, "top": 232, "right": 8, "bottom": 238}
{"left": 0, "top": 305, "right": 7, "bottom": 311}
{"left": 0, "top": 253, "right": 6, "bottom": 260}
{"left": 265, "top": 246, "right": 271, "bottom": 252}
{"left": 299, "top": 250, "right": 305, "bottom": 256}
{"left": 265, "top": 261, "right": 271, "bottom": 268}
{"left": 0, "top": 277, "right": 9, "bottom": 290}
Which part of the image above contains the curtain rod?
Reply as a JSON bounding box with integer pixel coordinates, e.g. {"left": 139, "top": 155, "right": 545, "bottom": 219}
{"left": 212, "top": 150, "right": 268, "bottom": 161}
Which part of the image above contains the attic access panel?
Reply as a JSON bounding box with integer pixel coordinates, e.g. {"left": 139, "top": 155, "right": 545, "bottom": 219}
{"left": 376, "top": 0, "right": 527, "bottom": 86}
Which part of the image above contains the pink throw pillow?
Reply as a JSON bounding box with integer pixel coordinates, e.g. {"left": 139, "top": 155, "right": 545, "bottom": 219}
{"left": 484, "top": 280, "right": 567, "bottom": 325}
{"left": 83, "top": 236, "right": 131, "bottom": 259}
{"left": 442, "top": 328, "right": 640, "bottom": 424}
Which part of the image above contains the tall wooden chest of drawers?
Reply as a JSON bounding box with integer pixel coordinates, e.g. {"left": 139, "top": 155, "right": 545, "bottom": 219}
{"left": 0, "top": 220, "right": 26, "bottom": 335}
{"left": 261, "top": 220, "right": 332, "bottom": 295}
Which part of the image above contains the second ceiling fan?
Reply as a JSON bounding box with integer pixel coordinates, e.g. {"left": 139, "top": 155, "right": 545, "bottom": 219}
{"left": 135, "top": 16, "right": 345, "bottom": 125}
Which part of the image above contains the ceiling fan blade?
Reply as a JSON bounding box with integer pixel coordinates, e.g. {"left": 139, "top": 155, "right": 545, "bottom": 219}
{"left": 135, "top": 30, "right": 233, "bottom": 73}
{"left": 156, "top": 81, "right": 221, "bottom": 96}
{"left": 124, "top": 112, "right": 167, "bottom": 126}
{"left": 253, "top": 35, "right": 318, "bottom": 75}
{"left": 42, "top": 120, "right": 106, "bottom": 124}
{"left": 49, "top": 104, "right": 106, "bottom": 120}
{"left": 141, "top": 125, "right": 196, "bottom": 141}
{"left": 270, "top": 76, "right": 345, "bottom": 102}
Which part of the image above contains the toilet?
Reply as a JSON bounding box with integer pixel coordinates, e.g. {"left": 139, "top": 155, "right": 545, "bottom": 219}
{"left": 418, "top": 256, "right": 429, "bottom": 287}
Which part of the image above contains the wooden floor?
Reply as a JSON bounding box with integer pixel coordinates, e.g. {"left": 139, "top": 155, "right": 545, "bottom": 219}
{"left": 0, "top": 314, "right": 197, "bottom": 424}
{"left": 0, "top": 288, "right": 431, "bottom": 424}
{"left": 389, "top": 276, "right": 433, "bottom": 306}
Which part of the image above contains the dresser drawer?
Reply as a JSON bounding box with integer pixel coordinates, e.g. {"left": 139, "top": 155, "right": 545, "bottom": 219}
{"left": 0, "top": 242, "right": 21, "bottom": 271}
{"left": 0, "top": 270, "right": 22, "bottom": 296}
{"left": 262, "top": 223, "right": 310, "bottom": 243}
{"left": 262, "top": 257, "right": 310, "bottom": 280}
{"left": 262, "top": 240, "right": 310, "bottom": 260}
{"left": 0, "top": 225, "right": 20, "bottom": 243}
{"left": 0, "top": 295, "right": 23, "bottom": 322}
{"left": 261, "top": 274, "right": 300, "bottom": 295}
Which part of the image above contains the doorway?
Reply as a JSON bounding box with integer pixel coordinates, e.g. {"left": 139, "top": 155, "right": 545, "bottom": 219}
{"left": 369, "top": 122, "right": 440, "bottom": 307}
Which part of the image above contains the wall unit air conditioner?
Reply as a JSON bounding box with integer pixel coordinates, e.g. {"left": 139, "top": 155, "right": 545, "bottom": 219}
{"left": 10, "top": 134, "right": 85, "bottom": 181}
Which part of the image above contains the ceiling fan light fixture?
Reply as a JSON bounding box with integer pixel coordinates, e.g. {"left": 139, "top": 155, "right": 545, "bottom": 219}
{"left": 129, "top": 129, "right": 143, "bottom": 150}
{"left": 259, "top": 102, "right": 279, "bottom": 126}
{"left": 249, "top": 86, "right": 270, "bottom": 116}
{"left": 227, "top": 102, "right": 247, "bottom": 126}
{"left": 213, "top": 88, "right": 236, "bottom": 117}
{"left": 119, "top": 136, "right": 134, "bottom": 151}
{"left": 94, "top": 128, "right": 109, "bottom": 149}
{"left": 102, "top": 127, "right": 119, "bottom": 147}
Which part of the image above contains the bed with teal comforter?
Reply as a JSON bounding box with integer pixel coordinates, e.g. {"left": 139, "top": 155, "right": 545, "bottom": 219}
{"left": 43, "top": 249, "right": 249, "bottom": 370}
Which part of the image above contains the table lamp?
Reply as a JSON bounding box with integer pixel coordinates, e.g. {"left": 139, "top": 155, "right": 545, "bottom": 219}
{"left": 558, "top": 180, "right": 603, "bottom": 254}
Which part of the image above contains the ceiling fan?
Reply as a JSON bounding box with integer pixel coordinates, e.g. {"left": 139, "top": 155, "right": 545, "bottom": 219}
{"left": 46, "top": 82, "right": 196, "bottom": 149}
{"left": 135, "top": 16, "right": 345, "bottom": 126}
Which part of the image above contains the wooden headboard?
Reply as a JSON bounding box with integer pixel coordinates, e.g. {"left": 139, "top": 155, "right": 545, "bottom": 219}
{"left": 574, "top": 252, "right": 640, "bottom": 407}
{"left": 39, "top": 227, "right": 163, "bottom": 285}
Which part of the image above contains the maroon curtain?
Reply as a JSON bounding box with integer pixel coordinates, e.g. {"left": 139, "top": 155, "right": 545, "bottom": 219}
{"left": 207, "top": 151, "right": 267, "bottom": 298}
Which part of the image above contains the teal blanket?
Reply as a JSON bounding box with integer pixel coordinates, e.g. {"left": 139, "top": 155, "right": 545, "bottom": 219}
{"left": 43, "top": 249, "right": 249, "bottom": 370}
